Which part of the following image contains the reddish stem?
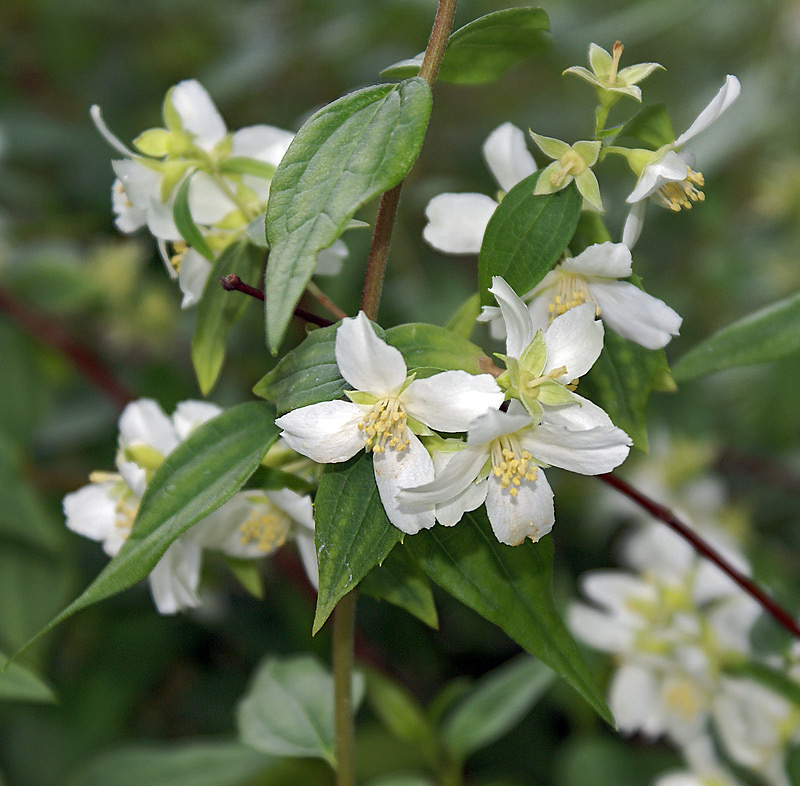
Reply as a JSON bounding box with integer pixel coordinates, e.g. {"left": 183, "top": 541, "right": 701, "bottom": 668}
{"left": 599, "top": 472, "right": 800, "bottom": 640}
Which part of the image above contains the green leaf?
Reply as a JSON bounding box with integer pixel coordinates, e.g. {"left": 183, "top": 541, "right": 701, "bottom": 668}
{"left": 365, "top": 775, "right": 436, "bottom": 786}
{"left": 381, "top": 8, "right": 550, "bottom": 85}
{"left": 237, "top": 655, "right": 364, "bottom": 766}
{"left": 264, "top": 78, "right": 432, "bottom": 352}
{"left": 173, "top": 173, "right": 216, "bottom": 262}
{"left": 617, "top": 105, "right": 676, "bottom": 149}
{"left": 365, "top": 669, "right": 436, "bottom": 753}
{"left": 247, "top": 465, "right": 315, "bottom": 495}
{"left": 478, "top": 174, "right": 582, "bottom": 305}
{"left": 0, "top": 652, "right": 56, "bottom": 704}
{"left": 446, "top": 293, "right": 482, "bottom": 340}
{"left": 441, "top": 654, "right": 555, "bottom": 762}
{"left": 385, "top": 323, "right": 492, "bottom": 376}
{"left": 405, "top": 509, "right": 613, "bottom": 724}
{"left": 221, "top": 556, "right": 264, "bottom": 599}
{"left": 672, "top": 291, "right": 800, "bottom": 382}
{"left": 13, "top": 403, "right": 278, "bottom": 657}
{"left": 360, "top": 546, "right": 438, "bottom": 629}
{"left": 580, "top": 330, "right": 672, "bottom": 451}
{"left": 64, "top": 741, "right": 273, "bottom": 786}
{"left": 313, "top": 453, "right": 403, "bottom": 633}
{"left": 192, "top": 241, "right": 264, "bottom": 395}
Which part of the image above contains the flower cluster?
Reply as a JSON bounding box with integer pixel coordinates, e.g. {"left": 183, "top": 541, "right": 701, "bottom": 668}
{"left": 570, "top": 441, "right": 800, "bottom": 786}
{"left": 63, "top": 399, "right": 317, "bottom": 613}
{"left": 93, "top": 80, "right": 346, "bottom": 308}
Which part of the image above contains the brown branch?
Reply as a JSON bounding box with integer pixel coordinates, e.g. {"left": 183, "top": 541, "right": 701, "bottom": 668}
{"left": 360, "top": 0, "right": 459, "bottom": 321}
{"left": 220, "top": 275, "right": 333, "bottom": 328}
{"left": 598, "top": 472, "right": 800, "bottom": 640}
{"left": 306, "top": 281, "right": 348, "bottom": 321}
{"left": 0, "top": 286, "right": 133, "bottom": 407}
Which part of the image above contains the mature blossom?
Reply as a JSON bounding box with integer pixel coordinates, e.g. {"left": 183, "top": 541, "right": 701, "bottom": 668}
{"left": 423, "top": 122, "right": 537, "bottom": 255}
{"left": 479, "top": 242, "right": 681, "bottom": 350}
{"left": 529, "top": 133, "right": 603, "bottom": 211}
{"left": 398, "top": 399, "right": 630, "bottom": 546}
{"left": 620, "top": 75, "right": 741, "bottom": 247}
{"left": 564, "top": 41, "right": 662, "bottom": 103}
{"left": 64, "top": 399, "right": 316, "bottom": 613}
{"left": 276, "top": 312, "right": 505, "bottom": 535}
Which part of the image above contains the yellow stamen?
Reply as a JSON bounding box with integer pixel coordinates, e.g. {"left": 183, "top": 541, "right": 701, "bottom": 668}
{"left": 239, "top": 508, "right": 289, "bottom": 553}
{"left": 171, "top": 240, "right": 188, "bottom": 272}
{"left": 653, "top": 167, "right": 705, "bottom": 212}
{"left": 490, "top": 435, "right": 538, "bottom": 496}
{"left": 546, "top": 272, "right": 599, "bottom": 321}
{"left": 550, "top": 149, "right": 587, "bottom": 188}
{"left": 608, "top": 41, "right": 623, "bottom": 84}
{"left": 359, "top": 397, "right": 410, "bottom": 454}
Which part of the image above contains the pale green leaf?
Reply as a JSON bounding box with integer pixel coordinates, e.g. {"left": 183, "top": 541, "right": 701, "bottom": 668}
{"left": 313, "top": 454, "right": 403, "bottom": 634}
{"left": 264, "top": 78, "right": 432, "bottom": 352}
{"left": 237, "top": 655, "right": 364, "bottom": 766}
{"left": 382, "top": 8, "right": 549, "bottom": 85}
{"left": 365, "top": 669, "right": 436, "bottom": 751}
{"left": 478, "top": 174, "right": 582, "bottom": 305}
{"left": 406, "top": 508, "right": 613, "bottom": 725}
{"left": 673, "top": 291, "right": 800, "bottom": 382}
{"left": 442, "top": 654, "right": 555, "bottom": 762}
{"left": 173, "top": 173, "right": 216, "bottom": 262}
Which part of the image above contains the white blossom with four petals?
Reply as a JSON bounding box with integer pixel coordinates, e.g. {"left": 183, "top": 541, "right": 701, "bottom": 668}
{"left": 275, "top": 312, "right": 505, "bottom": 535}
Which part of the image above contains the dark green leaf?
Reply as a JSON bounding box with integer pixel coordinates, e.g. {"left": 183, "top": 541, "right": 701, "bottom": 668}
{"left": 406, "top": 509, "right": 613, "bottom": 724}
{"left": 237, "top": 655, "right": 364, "bottom": 766}
{"left": 0, "top": 652, "right": 56, "bottom": 704}
{"left": 672, "top": 292, "right": 800, "bottom": 382}
{"left": 173, "top": 173, "right": 215, "bottom": 262}
{"left": 441, "top": 654, "right": 554, "bottom": 762}
{"left": 247, "top": 465, "right": 315, "bottom": 495}
{"left": 221, "top": 556, "right": 264, "bottom": 599}
{"left": 361, "top": 547, "right": 438, "bottom": 629}
{"left": 192, "top": 241, "right": 264, "bottom": 395}
{"left": 64, "top": 741, "right": 273, "bottom": 786}
{"left": 617, "top": 105, "right": 676, "bottom": 150}
{"left": 385, "top": 323, "right": 492, "bottom": 376}
{"left": 13, "top": 403, "right": 278, "bottom": 656}
{"left": 264, "top": 78, "right": 432, "bottom": 352}
{"left": 580, "top": 330, "right": 673, "bottom": 451}
{"left": 479, "top": 175, "right": 582, "bottom": 305}
{"left": 313, "top": 454, "right": 403, "bottom": 634}
{"left": 382, "top": 8, "right": 550, "bottom": 85}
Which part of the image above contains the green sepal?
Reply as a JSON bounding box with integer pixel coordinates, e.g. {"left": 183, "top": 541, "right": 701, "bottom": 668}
{"left": 537, "top": 380, "right": 577, "bottom": 406}
{"left": 133, "top": 128, "right": 171, "bottom": 157}
{"left": 173, "top": 172, "right": 216, "bottom": 261}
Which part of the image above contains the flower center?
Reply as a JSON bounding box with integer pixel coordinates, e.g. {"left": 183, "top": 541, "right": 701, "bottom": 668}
{"left": 547, "top": 272, "right": 599, "bottom": 320}
{"left": 519, "top": 364, "right": 571, "bottom": 397}
{"left": 551, "top": 149, "right": 586, "bottom": 187}
{"left": 662, "top": 676, "right": 704, "bottom": 722}
{"left": 171, "top": 240, "right": 188, "bottom": 273}
{"left": 490, "top": 434, "right": 538, "bottom": 497}
{"left": 608, "top": 40, "right": 623, "bottom": 84}
{"left": 653, "top": 167, "right": 705, "bottom": 212}
{"left": 358, "top": 397, "right": 410, "bottom": 454}
{"left": 113, "top": 181, "right": 134, "bottom": 208}
{"left": 239, "top": 508, "right": 290, "bottom": 553}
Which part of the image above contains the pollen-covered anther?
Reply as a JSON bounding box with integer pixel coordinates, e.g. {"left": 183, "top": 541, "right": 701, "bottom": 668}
{"left": 654, "top": 168, "right": 705, "bottom": 212}
{"left": 360, "top": 397, "right": 410, "bottom": 454}
{"left": 547, "top": 273, "right": 598, "bottom": 320}
{"left": 171, "top": 240, "right": 188, "bottom": 272}
{"left": 240, "top": 510, "right": 289, "bottom": 553}
{"left": 491, "top": 436, "right": 538, "bottom": 497}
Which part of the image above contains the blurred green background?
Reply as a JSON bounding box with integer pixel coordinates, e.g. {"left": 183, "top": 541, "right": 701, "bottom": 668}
{"left": 2, "top": 0, "right": 800, "bottom": 784}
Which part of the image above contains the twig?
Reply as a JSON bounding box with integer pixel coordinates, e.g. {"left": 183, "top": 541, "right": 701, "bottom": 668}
{"left": 0, "top": 286, "right": 132, "bottom": 407}
{"left": 307, "top": 281, "right": 348, "bottom": 321}
{"left": 360, "top": 0, "right": 459, "bottom": 321}
{"left": 598, "top": 472, "right": 800, "bottom": 640}
{"left": 220, "top": 275, "right": 333, "bottom": 328}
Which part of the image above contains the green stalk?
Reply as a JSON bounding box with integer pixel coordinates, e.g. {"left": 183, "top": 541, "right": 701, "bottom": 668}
{"left": 333, "top": 591, "right": 357, "bottom": 786}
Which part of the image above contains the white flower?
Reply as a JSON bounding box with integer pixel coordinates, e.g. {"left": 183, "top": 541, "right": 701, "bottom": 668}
{"left": 398, "top": 399, "right": 630, "bottom": 545}
{"left": 423, "top": 123, "right": 537, "bottom": 255}
{"left": 622, "top": 75, "right": 741, "bottom": 248}
{"left": 64, "top": 399, "right": 317, "bottom": 613}
{"left": 479, "top": 242, "right": 682, "bottom": 350}
{"left": 275, "top": 311, "right": 505, "bottom": 535}
{"left": 487, "top": 275, "right": 605, "bottom": 419}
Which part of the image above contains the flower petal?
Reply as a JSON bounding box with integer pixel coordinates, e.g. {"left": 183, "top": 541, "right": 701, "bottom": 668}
{"left": 530, "top": 132, "right": 570, "bottom": 161}
{"left": 373, "top": 432, "right": 436, "bottom": 534}
{"left": 609, "top": 663, "right": 663, "bottom": 736}
{"left": 178, "top": 249, "right": 212, "bottom": 308}
{"left": 146, "top": 198, "right": 181, "bottom": 242}
{"left": 489, "top": 275, "right": 536, "bottom": 359}
{"left": 335, "top": 312, "right": 407, "bottom": 396}
{"left": 523, "top": 422, "right": 631, "bottom": 474}
{"left": 398, "top": 445, "right": 489, "bottom": 508}
{"left": 63, "top": 482, "right": 124, "bottom": 554}
{"left": 621, "top": 200, "right": 647, "bottom": 249}
{"left": 617, "top": 62, "right": 663, "bottom": 87}
{"left": 533, "top": 161, "right": 563, "bottom": 195}
{"left": 148, "top": 538, "right": 203, "bottom": 614}
{"left": 402, "top": 371, "right": 503, "bottom": 432}
{"left": 562, "top": 241, "right": 633, "bottom": 278}
{"left": 543, "top": 303, "right": 604, "bottom": 380}
{"left": 588, "top": 43, "right": 612, "bottom": 77}
{"left": 482, "top": 122, "right": 537, "bottom": 193}
{"left": 423, "top": 193, "right": 498, "bottom": 255}
{"left": 170, "top": 80, "right": 227, "bottom": 150}
{"left": 626, "top": 150, "right": 689, "bottom": 203}
{"left": 467, "top": 405, "right": 532, "bottom": 446}
{"left": 568, "top": 603, "right": 634, "bottom": 653}
{"left": 590, "top": 280, "right": 682, "bottom": 349}
{"left": 485, "top": 470, "right": 554, "bottom": 545}
{"left": 295, "top": 525, "right": 319, "bottom": 590}
{"left": 188, "top": 171, "right": 237, "bottom": 225}
{"left": 91, "top": 105, "right": 138, "bottom": 158}
{"left": 276, "top": 401, "right": 365, "bottom": 463}
{"left": 112, "top": 180, "right": 148, "bottom": 233}
{"left": 172, "top": 400, "right": 222, "bottom": 439}
{"left": 111, "top": 159, "right": 162, "bottom": 209}
{"left": 674, "top": 75, "right": 741, "bottom": 147}
{"left": 541, "top": 393, "right": 616, "bottom": 431}
{"left": 575, "top": 168, "right": 603, "bottom": 212}
{"left": 315, "top": 239, "right": 348, "bottom": 277}
{"left": 573, "top": 140, "right": 602, "bottom": 167}
{"left": 119, "top": 399, "right": 179, "bottom": 456}
{"left": 268, "top": 488, "right": 315, "bottom": 530}
{"left": 436, "top": 476, "right": 488, "bottom": 527}
{"left": 231, "top": 125, "right": 294, "bottom": 165}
